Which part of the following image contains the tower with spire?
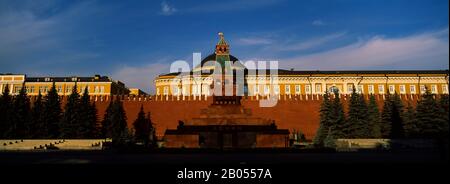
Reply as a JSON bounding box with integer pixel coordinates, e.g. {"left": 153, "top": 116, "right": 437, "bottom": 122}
{"left": 215, "top": 32, "right": 231, "bottom": 70}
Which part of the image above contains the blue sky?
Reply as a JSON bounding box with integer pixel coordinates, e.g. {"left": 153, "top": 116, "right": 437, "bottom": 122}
{"left": 0, "top": 0, "right": 448, "bottom": 93}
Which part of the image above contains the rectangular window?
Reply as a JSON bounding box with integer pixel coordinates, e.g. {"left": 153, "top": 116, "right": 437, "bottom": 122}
{"left": 285, "top": 85, "right": 290, "bottom": 94}
{"left": 192, "top": 85, "right": 197, "bottom": 95}
{"left": 347, "top": 84, "right": 353, "bottom": 93}
{"left": 30, "top": 86, "right": 35, "bottom": 93}
{"left": 305, "top": 85, "right": 311, "bottom": 94}
{"left": 202, "top": 85, "right": 209, "bottom": 95}
{"left": 57, "top": 86, "right": 62, "bottom": 93}
{"left": 173, "top": 87, "right": 179, "bottom": 95}
{"left": 442, "top": 84, "right": 448, "bottom": 94}
{"left": 420, "top": 85, "right": 426, "bottom": 94}
{"left": 254, "top": 85, "right": 259, "bottom": 94}
{"left": 44, "top": 86, "right": 49, "bottom": 93}
{"left": 274, "top": 85, "right": 280, "bottom": 94}
{"left": 315, "top": 84, "right": 322, "bottom": 93}
{"left": 295, "top": 85, "right": 300, "bottom": 94}
{"left": 357, "top": 85, "right": 363, "bottom": 94}
{"left": 163, "top": 86, "right": 169, "bottom": 95}
{"left": 264, "top": 85, "right": 270, "bottom": 95}
{"left": 95, "top": 86, "right": 99, "bottom": 93}
{"left": 66, "top": 86, "right": 72, "bottom": 93}
{"left": 389, "top": 85, "right": 395, "bottom": 94}
{"left": 378, "top": 85, "right": 385, "bottom": 94}
{"left": 100, "top": 86, "right": 105, "bottom": 93}
{"left": 14, "top": 86, "right": 21, "bottom": 93}
{"left": 410, "top": 85, "right": 416, "bottom": 94}
{"left": 431, "top": 85, "right": 437, "bottom": 94}
{"left": 156, "top": 88, "right": 160, "bottom": 95}
{"left": 368, "top": 85, "right": 374, "bottom": 94}
{"left": 399, "top": 85, "right": 405, "bottom": 94}
{"left": 182, "top": 87, "right": 187, "bottom": 95}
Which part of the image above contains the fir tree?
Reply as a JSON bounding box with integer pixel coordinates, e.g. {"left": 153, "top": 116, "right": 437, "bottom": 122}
{"left": 0, "top": 85, "right": 13, "bottom": 138}
{"left": 42, "top": 83, "right": 61, "bottom": 138}
{"left": 77, "top": 87, "right": 98, "bottom": 138}
{"left": 416, "top": 88, "right": 447, "bottom": 138}
{"left": 380, "top": 93, "right": 392, "bottom": 138}
{"left": 110, "top": 98, "right": 129, "bottom": 146}
{"left": 324, "top": 129, "right": 336, "bottom": 148}
{"left": 367, "top": 94, "right": 381, "bottom": 138}
{"left": 403, "top": 102, "right": 418, "bottom": 138}
{"left": 148, "top": 112, "right": 157, "bottom": 147}
{"left": 31, "top": 91, "right": 45, "bottom": 138}
{"left": 346, "top": 86, "right": 370, "bottom": 138}
{"left": 101, "top": 100, "right": 114, "bottom": 138}
{"left": 89, "top": 101, "right": 100, "bottom": 138}
{"left": 133, "top": 105, "right": 153, "bottom": 146}
{"left": 380, "top": 91, "right": 405, "bottom": 138}
{"left": 11, "top": 85, "right": 32, "bottom": 138}
{"left": 389, "top": 93, "right": 405, "bottom": 138}
{"left": 313, "top": 91, "right": 332, "bottom": 147}
{"left": 60, "top": 84, "right": 80, "bottom": 138}
{"left": 329, "top": 90, "right": 346, "bottom": 138}
{"left": 438, "top": 94, "right": 449, "bottom": 138}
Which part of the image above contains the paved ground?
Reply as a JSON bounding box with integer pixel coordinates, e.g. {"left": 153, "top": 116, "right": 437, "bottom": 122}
{"left": 2, "top": 150, "right": 447, "bottom": 183}
{"left": 0, "top": 149, "right": 447, "bottom": 164}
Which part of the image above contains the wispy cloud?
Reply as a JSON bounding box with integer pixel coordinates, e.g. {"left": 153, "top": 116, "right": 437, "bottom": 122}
{"left": 185, "top": 0, "right": 282, "bottom": 13}
{"left": 160, "top": 1, "right": 177, "bottom": 16}
{"left": 237, "top": 37, "right": 273, "bottom": 45}
{"left": 280, "top": 28, "right": 449, "bottom": 70}
{"left": 312, "top": 20, "right": 326, "bottom": 26}
{"left": 112, "top": 62, "right": 170, "bottom": 94}
{"left": 274, "top": 32, "right": 346, "bottom": 51}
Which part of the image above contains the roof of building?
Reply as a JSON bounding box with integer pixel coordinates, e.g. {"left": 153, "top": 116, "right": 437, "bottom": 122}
{"left": 158, "top": 69, "right": 449, "bottom": 77}
{"left": 25, "top": 75, "right": 115, "bottom": 82}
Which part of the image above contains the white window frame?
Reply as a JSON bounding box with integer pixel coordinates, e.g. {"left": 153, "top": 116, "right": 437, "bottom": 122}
{"left": 264, "top": 85, "right": 270, "bottom": 95}
{"left": 389, "top": 85, "right": 395, "bottom": 94}
{"left": 274, "top": 85, "right": 280, "bottom": 94}
{"left": 163, "top": 86, "right": 169, "bottom": 95}
{"left": 285, "top": 85, "right": 290, "bottom": 94}
{"left": 295, "top": 85, "right": 301, "bottom": 94}
{"left": 315, "top": 84, "right": 322, "bottom": 93}
{"left": 431, "top": 85, "right": 437, "bottom": 94}
{"left": 420, "top": 85, "right": 426, "bottom": 94}
{"left": 399, "top": 85, "right": 406, "bottom": 94}
{"left": 254, "top": 85, "right": 259, "bottom": 94}
{"left": 357, "top": 85, "right": 363, "bottom": 94}
{"left": 410, "top": 85, "right": 416, "bottom": 94}
{"left": 368, "top": 85, "right": 374, "bottom": 94}
{"left": 347, "top": 84, "right": 353, "bottom": 93}
{"left": 442, "top": 84, "right": 448, "bottom": 94}
{"left": 305, "top": 85, "right": 311, "bottom": 94}
{"left": 378, "top": 85, "right": 385, "bottom": 94}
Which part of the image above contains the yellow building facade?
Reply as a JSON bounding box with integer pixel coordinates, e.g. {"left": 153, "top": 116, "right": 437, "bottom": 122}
{"left": 0, "top": 74, "right": 129, "bottom": 96}
{"left": 154, "top": 33, "right": 449, "bottom": 98}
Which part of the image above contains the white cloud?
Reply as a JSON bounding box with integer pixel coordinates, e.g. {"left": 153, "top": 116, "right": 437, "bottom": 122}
{"left": 312, "top": 20, "right": 325, "bottom": 26}
{"left": 275, "top": 32, "right": 346, "bottom": 51}
{"left": 160, "top": 1, "right": 177, "bottom": 16}
{"left": 112, "top": 62, "right": 170, "bottom": 94}
{"left": 237, "top": 37, "right": 272, "bottom": 45}
{"left": 280, "top": 28, "right": 449, "bottom": 70}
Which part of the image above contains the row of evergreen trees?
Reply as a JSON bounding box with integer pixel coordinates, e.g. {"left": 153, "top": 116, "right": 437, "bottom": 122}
{"left": 0, "top": 84, "right": 156, "bottom": 147}
{"left": 313, "top": 86, "right": 449, "bottom": 147}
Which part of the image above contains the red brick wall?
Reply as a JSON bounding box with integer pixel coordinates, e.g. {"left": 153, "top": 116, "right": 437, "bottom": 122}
{"left": 29, "top": 94, "right": 422, "bottom": 140}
